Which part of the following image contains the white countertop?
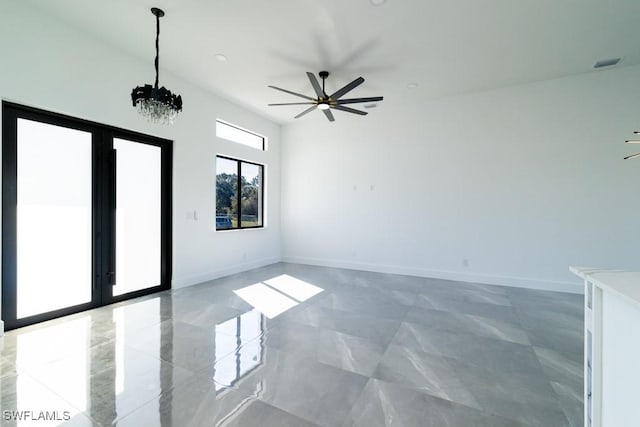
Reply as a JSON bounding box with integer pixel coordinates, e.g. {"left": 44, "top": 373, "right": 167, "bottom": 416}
{"left": 570, "top": 266, "right": 640, "bottom": 309}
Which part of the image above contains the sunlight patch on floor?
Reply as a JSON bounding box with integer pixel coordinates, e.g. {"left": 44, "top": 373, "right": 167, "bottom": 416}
{"left": 233, "top": 275, "right": 324, "bottom": 319}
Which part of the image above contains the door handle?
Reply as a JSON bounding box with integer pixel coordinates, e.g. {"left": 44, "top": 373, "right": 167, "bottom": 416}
{"left": 110, "top": 149, "right": 116, "bottom": 210}
{"left": 109, "top": 148, "right": 117, "bottom": 287}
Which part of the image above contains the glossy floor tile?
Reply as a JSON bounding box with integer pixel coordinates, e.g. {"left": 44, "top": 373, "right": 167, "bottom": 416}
{"left": 0, "top": 263, "right": 583, "bottom": 426}
{"left": 345, "top": 378, "right": 521, "bottom": 427}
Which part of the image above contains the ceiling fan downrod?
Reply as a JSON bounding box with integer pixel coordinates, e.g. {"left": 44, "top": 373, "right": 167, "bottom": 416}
{"left": 319, "top": 71, "right": 329, "bottom": 98}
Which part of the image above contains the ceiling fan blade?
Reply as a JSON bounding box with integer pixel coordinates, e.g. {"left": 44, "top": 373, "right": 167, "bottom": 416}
{"left": 331, "top": 105, "right": 367, "bottom": 116}
{"left": 625, "top": 140, "right": 640, "bottom": 144}
{"left": 323, "top": 109, "right": 335, "bottom": 122}
{"left": 294, "top": 105, "right": 317, "bottom": 119}
{"left": 336, "top": 96, "right": 384, "bottom": 105}
{"left": 306, "top": 72, "right": 325, "bottom": 98}
{"left": 268, "top": 85, "right": 315, "bottom": 101}
{"left": 624, "top": 152, "right": 640, "bottom": 160}
{"left": 268, "top": 102, "right": 316, "bottom": 106}
{"left": 330, "top": 77, "right": 364, "bottom": 100}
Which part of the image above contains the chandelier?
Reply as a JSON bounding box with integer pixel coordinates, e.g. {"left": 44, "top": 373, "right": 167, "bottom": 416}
{"left": 131, "top": 7, "right": 182, "bottom": 124}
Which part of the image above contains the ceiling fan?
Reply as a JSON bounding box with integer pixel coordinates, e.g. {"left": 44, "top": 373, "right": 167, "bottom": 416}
{"left": 625, "top": 131, "right": 640, "bottom": 160}
{"left": 268, "top": 71, "right": 383, "bottom": 122}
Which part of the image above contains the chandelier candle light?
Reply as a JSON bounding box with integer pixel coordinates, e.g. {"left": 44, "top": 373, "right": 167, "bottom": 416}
{"left": 131, "top": 7, "right": 182, "bottom": 124}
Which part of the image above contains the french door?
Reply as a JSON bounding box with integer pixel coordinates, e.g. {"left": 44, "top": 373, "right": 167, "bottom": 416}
{"left": 2, "top": 102, "right": 172, "bottom": 330}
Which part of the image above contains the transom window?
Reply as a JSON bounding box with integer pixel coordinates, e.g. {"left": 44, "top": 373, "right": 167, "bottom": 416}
{"left": 216, "top": 156, "right": 264, "bottom": 230}
{"left": 216, "top": 119, "right": 265, "bottom": 151}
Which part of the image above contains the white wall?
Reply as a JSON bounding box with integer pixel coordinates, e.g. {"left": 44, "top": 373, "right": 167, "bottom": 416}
{"left": 281, "top": 65, "right": 640, "bottom": 293}
{"left": 0, "top": 1, "right": 282, "bottom": 293}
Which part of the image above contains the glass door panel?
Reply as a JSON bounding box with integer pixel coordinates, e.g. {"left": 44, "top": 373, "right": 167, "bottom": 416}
{"left": 112, "top": 138, "right": 162, "bottom": 296}
{"left": 3, "top": 102, "right": 171, "bottom": 331}
{"left": 16, "top": 119, "right": 92, "bottom": 319}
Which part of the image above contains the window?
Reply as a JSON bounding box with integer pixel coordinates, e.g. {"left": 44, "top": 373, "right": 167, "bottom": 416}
{"left": 216, "top": 119, "right": 265, "bottom": 151}
{"left": 216, "top": 156, "right": 264, "bottom": 230}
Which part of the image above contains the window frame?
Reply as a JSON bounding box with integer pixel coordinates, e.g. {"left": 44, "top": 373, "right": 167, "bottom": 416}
{"left": 216, "top": 119, "right": 266, "bottom": 151}
{"left": 216, "top": 155, "right": 264, "bottom": 231}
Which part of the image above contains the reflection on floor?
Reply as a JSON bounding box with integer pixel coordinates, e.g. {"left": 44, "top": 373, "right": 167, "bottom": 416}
{"left": 0, "top": 263, "right": 583, "bottom": 426}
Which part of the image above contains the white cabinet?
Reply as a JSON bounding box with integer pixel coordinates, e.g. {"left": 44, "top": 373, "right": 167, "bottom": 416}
{"left": 571, "top": 267, "right": 640, "bottom": 427}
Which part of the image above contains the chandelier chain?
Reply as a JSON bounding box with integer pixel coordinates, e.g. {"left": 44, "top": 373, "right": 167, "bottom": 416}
{"left": 154, "top": 12, "right": 160, "bottom": 89}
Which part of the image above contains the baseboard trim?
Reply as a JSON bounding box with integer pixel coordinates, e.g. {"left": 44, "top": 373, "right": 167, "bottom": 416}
{"left": 281, "top": 256, "right": 583, "bottom": 294}
{"left": 172, "top": 257, "right": 282, "bottom": 289}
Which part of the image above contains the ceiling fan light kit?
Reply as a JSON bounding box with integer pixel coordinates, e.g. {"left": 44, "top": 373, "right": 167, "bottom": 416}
{"left": 268, "top": 71, "right": 384, "bottom": 122}
{"left": 131, "top": 7, "right": 183, "bottom": 125}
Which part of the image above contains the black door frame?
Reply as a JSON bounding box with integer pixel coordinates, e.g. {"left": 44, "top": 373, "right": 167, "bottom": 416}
{"left": 2, "top": 101, "right": 172, "bottom": 330}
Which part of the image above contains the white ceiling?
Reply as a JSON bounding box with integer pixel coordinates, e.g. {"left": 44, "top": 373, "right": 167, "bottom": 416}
{"left": 25, "top": 0, "right": 640, "bottom": 124}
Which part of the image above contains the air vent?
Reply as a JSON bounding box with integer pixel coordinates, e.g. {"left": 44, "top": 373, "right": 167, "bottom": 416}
{"left": 364, "top": 103, "right": 377, "bottom": 109}
{"left": 593, "top": 58, "right": 621, "bottom": 69}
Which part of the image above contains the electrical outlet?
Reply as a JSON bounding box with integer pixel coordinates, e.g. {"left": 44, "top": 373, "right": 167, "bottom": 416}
{"left": 462, "top": 259, "right": 469, "bottom": 268}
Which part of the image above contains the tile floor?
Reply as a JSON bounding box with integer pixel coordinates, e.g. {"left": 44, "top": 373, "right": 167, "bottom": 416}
{"left": 0, "top": 263, "right": 583, "bottom": 426}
